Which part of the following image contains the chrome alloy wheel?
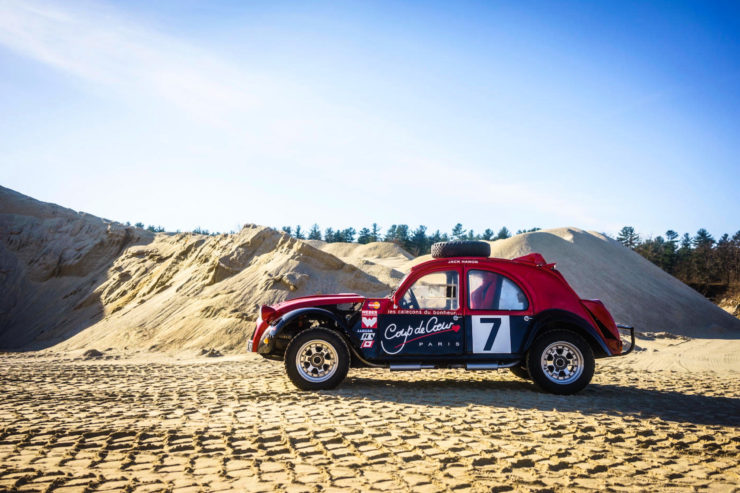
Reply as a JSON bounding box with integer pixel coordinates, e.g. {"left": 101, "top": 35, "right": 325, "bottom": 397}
{"left": 295, "top": 340, "right": 339, "bottom": 383}
{"left": 540, "top": 341, "right": 584, "bottom": 385}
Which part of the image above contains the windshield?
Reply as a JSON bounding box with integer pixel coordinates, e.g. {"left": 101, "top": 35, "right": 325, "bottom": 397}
{"left": 388, "top": 272, "right": 411, "bottom": 299}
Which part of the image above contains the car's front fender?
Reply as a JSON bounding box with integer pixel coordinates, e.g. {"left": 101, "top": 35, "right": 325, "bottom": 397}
{"left": 257, "top": 307, "right": 351, "bottom": 356}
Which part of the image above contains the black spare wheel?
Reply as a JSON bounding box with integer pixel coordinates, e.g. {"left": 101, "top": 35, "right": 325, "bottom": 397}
{"left": 431, "top": 241, "right": 491, "bottom": 258}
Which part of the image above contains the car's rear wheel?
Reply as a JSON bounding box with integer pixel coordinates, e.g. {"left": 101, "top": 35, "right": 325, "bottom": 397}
{"left": 527, "top": 329, "right": 594, "bottom": 394}
{"left": 285, "top": 327, "right": 350, "bottom": 390}
{"left": 509, "top": 364, "right": 530, "bottom": 380}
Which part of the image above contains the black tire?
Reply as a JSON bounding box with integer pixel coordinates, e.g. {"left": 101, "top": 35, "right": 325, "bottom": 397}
{"left": 526, "top": 329, "right": 594, "bottom": 395}
{"left": 431, "top": 241, "right": 491, "bottom": 258}
{"left": 509, "top": 364, "right": 530, "bottom": 380}
{"left": 284, "top": 327, "right": 350, "bottom": 391}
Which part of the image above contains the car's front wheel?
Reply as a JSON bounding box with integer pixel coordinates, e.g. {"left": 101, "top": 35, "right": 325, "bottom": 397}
{"left": 284, "top": 327, "right": 350, "bottom": 390}
{"left": 527, "top": 329, "right": 594, "bottom": 394}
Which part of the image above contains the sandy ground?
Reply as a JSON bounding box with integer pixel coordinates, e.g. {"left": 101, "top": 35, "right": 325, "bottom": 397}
{"left": 1, "top": 338, "right": 739, "bottom": 493}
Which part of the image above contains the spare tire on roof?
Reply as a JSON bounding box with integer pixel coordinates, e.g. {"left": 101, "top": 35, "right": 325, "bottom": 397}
{"left": 431, "top": 241, "right": 491, "bottom": 259}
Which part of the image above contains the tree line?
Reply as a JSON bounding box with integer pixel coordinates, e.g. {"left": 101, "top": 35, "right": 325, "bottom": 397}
{"left": 125, "top": 218, "right": 739, "bottom": 294}
{"left": 280, "top": 223, "right": 540, "bottom": 256}
{"left": 616, "top": 226, "right": 740, "bottom": 291}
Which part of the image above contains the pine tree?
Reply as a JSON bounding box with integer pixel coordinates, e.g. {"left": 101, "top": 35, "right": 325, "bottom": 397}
{"left": 495, "top": 227, "right": 511, "bottom": 240}
{"left": 385, "top": 224, "right": 410, "bottom": 249}
{"left": 663, "top": 230, "right": 679, "bottom": 274}
{"left": 693, "top": 229, "right": 715, "bottom": 283}
{"left": 357, "top": 228, "right": 372, "bottom": 244}
{"left": 717, "top": 234, "right": 733, "bottom": 284}
{"left": 451, "top": 223, "right": 466, "bottom": 240}
{"left": 481, "top": 229, "right": 494, "bottom": 240}
{"left": 617, "top": 226, "right": 639, "bottom": 249}
{"left": 294, "top": 225, "right": 305, "bottom": 240}
{"left": 693, "top": 228, "right": 714, "bottom": 249}
{"left": 324, "top": 227, "right": 335, "bottom": 243}
{"left": 384, "top": 225, "right": 397, "bottom": 242}
{"left": 281, "top": 226, "right": 292, "bottom": 236}
{"left": 410, "top": 225, "right": 428, "bottom": 255}
{"left": 395, "top": 225, "right": 410, "bottom": 247}
{"left": 308, "top": 224, "right": 322, "bottom": 240}
{"left": 429, "top": 230, "right": 445, "bottom": 246}
{"left": 340, "top": 227, "right": 356, "bottom": 242}
{"left": 371, "top": 223, "right": 381, "bottom": 242}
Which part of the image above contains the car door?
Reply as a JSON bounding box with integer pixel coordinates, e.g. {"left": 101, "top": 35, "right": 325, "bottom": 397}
{"left": 378, "top": 267, "right": 464, "bottom": 357}
{"left": 464, "top": 267, "right": 533, "bottom": 357}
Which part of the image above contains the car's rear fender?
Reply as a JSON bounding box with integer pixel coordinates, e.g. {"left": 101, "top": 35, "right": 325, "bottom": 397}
{"left": 524, "top": 309, "right": 612, "bottom": 358}
{"left": 257, "top": 307, "right": 352, "bottom": 359}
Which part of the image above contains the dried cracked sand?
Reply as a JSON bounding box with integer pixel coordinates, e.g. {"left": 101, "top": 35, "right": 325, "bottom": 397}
{"left": 1, "top": 337, "right": 739, "bottom": 493}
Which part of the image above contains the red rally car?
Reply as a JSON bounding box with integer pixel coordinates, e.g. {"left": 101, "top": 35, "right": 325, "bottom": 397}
{"left": 248, "top": 241, "right": 635, "bottom": 394}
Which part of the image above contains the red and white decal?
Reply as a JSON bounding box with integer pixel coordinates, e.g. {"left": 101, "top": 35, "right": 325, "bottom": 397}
{"left": 361, "top": 310, "right": 378, "bottom": 328}
{"left": 360, "top": 332, "right": 374, "bottom": 341}
{"left": 361, "top": 340, "right": 374, "bottom": 348}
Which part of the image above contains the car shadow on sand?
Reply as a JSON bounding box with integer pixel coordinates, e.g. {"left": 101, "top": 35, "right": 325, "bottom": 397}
{"left": 335, "top": 376, "right": 740, "bottom": 427}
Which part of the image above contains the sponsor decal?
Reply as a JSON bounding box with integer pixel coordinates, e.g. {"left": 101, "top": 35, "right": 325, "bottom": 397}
{"left": 361, "top": 314, "right": 377, "bottom": 329}
{"left": 367, "top": 301, "right": 381, "bottom": 310}
{"left": 387, "top": 309, "right": 458, "bottom": 316}
{"left": 361, "top": 340, "right": 374, "bottom": 348}
{"left": 360, "top": 332, "right": 374, "bottom": 341}
{"left": 380, "top": 317, "right": 461, "bottom": 355}
{"left": 419, "top": 341, "right": 461, "bottom": 348}
{"left": 356, "top": 328, "right": 374, "bottom": 333}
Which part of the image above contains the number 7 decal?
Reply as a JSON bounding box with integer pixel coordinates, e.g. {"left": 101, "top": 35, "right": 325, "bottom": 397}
{"left": 481, "top": 318, "right": 501, "bottom": 351}
{"left": 471, "top": 316, "right": 511, "bottom": 353}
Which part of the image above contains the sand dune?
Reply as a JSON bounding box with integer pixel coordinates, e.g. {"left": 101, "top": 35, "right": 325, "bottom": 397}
{"left": 0, "top": 186, "right": 390, "bottom": 351}
{"left": 305, "top": 239, "right": 411, "bottom": 286}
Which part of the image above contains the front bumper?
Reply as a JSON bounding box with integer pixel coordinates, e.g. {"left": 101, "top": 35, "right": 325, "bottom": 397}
{"left": 615, "top": 324, "right": 636, "bottom": 356}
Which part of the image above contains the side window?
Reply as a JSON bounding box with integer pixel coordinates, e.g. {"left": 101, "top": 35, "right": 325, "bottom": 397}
{"left": 468, "top": 270, "right": 528, "bottom": 311}
{"left": 400, "top": 271, "right": 459, "bottom": 310}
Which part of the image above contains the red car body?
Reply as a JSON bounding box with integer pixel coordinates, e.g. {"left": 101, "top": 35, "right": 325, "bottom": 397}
{"left": 249, "top": 253, "right": 630, "bottom": 370}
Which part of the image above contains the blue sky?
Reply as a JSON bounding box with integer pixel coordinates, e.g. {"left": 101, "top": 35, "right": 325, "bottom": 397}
{"left": 1, "top": 0, "right": 739, "bottom": 239}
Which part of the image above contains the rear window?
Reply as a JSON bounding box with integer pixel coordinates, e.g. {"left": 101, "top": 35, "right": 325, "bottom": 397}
{"left": 468, "top": 270, "right": 528, "bottom": 311}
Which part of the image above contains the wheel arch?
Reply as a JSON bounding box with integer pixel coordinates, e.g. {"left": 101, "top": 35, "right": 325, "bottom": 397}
{"left": 264, "top": 307, "right": 352, "bottom": 360}
{"left": 525, "top": 309, "right": 611, "bottom": 358}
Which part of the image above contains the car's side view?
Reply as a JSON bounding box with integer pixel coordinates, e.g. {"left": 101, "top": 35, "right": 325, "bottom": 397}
{"left": 248, "top": 241, "right": 634, "bottom": 394}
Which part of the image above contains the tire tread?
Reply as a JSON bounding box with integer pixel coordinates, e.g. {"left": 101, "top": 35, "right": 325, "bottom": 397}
{"left": 284, "top": 327, "right": 350, "bottom": 391}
